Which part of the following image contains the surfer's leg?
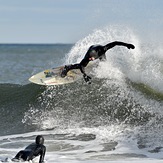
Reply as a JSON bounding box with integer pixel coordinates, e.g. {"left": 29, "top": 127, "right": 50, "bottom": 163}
{"left": 61, "top": 64, "right": 80, "bottom": 77}
{"left": 12, "top": 151, "right": 24, "bottom": 161}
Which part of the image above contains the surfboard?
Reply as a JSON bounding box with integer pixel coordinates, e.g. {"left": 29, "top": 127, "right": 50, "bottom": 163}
{"left": 29, "top": 65, "right": 85, "bottom": 86}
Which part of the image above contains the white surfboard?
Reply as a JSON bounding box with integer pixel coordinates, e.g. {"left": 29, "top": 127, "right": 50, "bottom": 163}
{"left": 29, "top": 65, "right": 84, "bottom": 86}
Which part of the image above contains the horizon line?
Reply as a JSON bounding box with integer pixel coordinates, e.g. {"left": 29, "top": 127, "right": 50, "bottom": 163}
{"left": 0, "top": 42, "right": 74, "bottom": 45}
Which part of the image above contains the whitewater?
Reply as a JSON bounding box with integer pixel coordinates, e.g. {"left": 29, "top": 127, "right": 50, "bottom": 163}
{"left": 1, "top": 26, "right": 163, "bottom": 163}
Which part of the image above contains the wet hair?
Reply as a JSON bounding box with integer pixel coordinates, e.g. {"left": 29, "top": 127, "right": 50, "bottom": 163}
{"left": 35, "top": 135, "right": 44, "bottom": 145}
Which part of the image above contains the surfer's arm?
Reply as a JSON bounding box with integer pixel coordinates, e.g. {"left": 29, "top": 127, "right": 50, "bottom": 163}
{"left": 79, "top": 65, "right": 86, "bottom": 74}
{"left": 80, "top": 65, "right": 91, "bottom": 84}
{"left": 103, "top": 41, "right": 135, "bottom": 51}
{"left": 39, "top": 146, "right": 46, "bottom": 163}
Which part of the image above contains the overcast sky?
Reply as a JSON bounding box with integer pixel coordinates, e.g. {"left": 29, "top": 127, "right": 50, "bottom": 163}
{"left": 0, "top": 0, "right": 163, "bottom": 43}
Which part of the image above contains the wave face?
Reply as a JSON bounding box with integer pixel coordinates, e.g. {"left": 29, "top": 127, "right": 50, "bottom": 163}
{"left": 0, "top": 83, "right": 45, "bottom": 135}
{"left": 1, "top": 26, "right": 163, "bottom": 151}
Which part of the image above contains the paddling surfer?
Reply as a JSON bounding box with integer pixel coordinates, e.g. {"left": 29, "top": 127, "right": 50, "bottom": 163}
{"left": 12, "top": 135, "right": 46, "bottom": 163}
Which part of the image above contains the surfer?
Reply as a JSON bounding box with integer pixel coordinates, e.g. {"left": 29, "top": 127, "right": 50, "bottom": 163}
{"left": 12, "top": 135, "right": 46, "bottom": 163}
{"left": 61, "top": 41, "right": 135, "bottom": 84}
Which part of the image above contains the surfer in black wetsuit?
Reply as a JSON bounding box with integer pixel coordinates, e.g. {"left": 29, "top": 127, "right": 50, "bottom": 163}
{"left": 61, "top": 41, "right": 135, "bottom": 84}
{"left": 12, "top": 135, "right": 46, "bottom": 163}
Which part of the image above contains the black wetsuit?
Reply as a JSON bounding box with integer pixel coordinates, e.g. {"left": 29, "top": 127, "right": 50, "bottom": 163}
{"left": 13, "top": 143, "right": 46, "bottom": 163}
{"left": 61, "top": 41, "right": 135, "bottom": 83}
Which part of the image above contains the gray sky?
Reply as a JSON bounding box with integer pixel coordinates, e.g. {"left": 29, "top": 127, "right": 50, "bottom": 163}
{"left": 0, "top": 0, "right": 162, "bottom": 43}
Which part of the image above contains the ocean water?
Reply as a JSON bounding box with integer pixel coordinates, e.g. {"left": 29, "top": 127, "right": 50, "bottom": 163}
{"left": 1, "top": 26, "right": 163, "bottom": 163}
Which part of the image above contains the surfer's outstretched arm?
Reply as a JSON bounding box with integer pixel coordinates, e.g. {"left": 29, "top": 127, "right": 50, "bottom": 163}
{"left": 103, "top": 41, "right": 135, "bottom": 51}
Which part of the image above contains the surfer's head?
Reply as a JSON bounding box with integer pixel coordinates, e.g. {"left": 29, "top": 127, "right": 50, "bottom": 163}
{"left": 89, "top": 50, "right": 98, "bottom": 60}
{"left": 35, "top": 135, "right": 44, "bottom": 145}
